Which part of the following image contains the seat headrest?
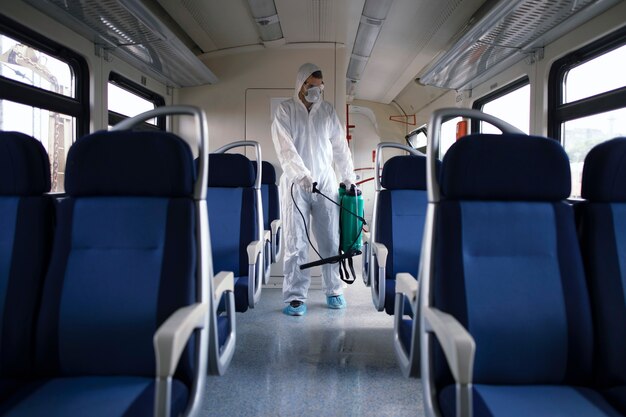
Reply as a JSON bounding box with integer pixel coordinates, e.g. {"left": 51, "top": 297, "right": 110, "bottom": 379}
{"left": 441, "top": 134, "right": 571, "bottom": 201}
{"left": 582, "top": 137, "right": 626, "bottom": 202}
{"left": 0, "top": 131, "right": 51, "bottom": 196}
{"left": 65, "top": 130, "right": 194, "bottom": 197}
{"left": 381, "top": 154, "right": 433, "bottom": 190}
{"left": 251, "top": 160, "right": 276, "bottom": 185}
{"left": 208, "top": 153, "right": 255, "bottom": 188}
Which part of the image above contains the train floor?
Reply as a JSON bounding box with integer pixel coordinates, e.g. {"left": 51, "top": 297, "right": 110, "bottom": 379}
{"left": 201, "top": 270, "right": 424, "bottom": 416}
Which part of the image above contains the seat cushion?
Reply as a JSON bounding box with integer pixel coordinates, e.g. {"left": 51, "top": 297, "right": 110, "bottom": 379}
{"left": 234, "top": 276, "right": 249, "bottom": 313}
{"left": 0, "top": 379, "right": 29, "bottom": 404}
{"left": 384, "top": 279, "right": 395, "bottom": 315}
{"left": 434, "top": 201, "right": 593, "bottom": 386}
{"left": 603, "top": 386, "right": 626, "bottom": 415}
{"left": 1, "top": 197, "right": 52, "bottom": 377}
{"left": 439, "top": 385, "right": 622, "bottom": 417}
{"left": 0, "top": 132, "right": 50, "bottom": 196}
{"left": 580, "top": 203, "right": 626, "bottom": 386}
{"left": 441, "top": 134, "right": 571, "bottom": 201}
{"left": 65, "top": 131, "right": 194, "bottom": 197}
{"left": 0, "top": 376, "right": 188, "bottom": 417}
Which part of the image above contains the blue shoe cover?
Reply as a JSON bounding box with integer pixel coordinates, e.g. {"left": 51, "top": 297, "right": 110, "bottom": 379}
{"left": 326, "top": 295, "right": 347, "bottom": 309}
{"left": 283, "top": 302, "right": 306, "bottom": 316}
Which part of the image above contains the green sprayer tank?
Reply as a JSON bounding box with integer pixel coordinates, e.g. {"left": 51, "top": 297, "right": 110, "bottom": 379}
{"left": 339, "top": 183, "right": 364, "bottom": 253}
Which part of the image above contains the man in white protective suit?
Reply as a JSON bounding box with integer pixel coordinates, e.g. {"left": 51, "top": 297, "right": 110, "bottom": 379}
{"left": 271, "top": 63, "right": 356, "bottom": 316}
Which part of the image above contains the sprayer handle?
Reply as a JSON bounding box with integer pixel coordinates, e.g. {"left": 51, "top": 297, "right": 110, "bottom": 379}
{"left": 312, "top": 182, "right": 319, "bottom": 193}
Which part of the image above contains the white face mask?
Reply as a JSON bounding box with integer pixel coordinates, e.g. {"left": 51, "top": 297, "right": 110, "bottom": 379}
{"left": 304, "top": 86, "right": 322, "bottom": 103}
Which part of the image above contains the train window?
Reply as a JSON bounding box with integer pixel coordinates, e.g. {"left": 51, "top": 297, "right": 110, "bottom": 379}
{"left": 440, "top": 117, "right": 462, "bottom": 158}
{"left": 406, "top": 124, "right": 427, "bottom": 150}
{"left": 108, "top": 73, "right": 165, "bottom": 130}
{"left": 564, "top": 44, "right": 626, "bottom": 103}
{"left": 0, "top": 15, "right": 88, "bottom": 192}
{"left": 549, "top": 27, "right": 626, "bottom": 198}
{"left": 0, "top": 35, "right": 74, "bottom": 97}
{"left": 473, "top": 78, "right": 530, "bottom": 134}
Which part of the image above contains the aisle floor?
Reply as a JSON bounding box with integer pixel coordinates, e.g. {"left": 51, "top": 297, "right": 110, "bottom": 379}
{"left": 201, "top": 276, "right": 424, "bottom": 417}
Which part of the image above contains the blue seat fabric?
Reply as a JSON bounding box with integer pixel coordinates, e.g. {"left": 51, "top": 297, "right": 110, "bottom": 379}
{"left": 251, "top": 160, "right": 279, "bottom": 231}
{"left": 0, "top": 377, "right": 188, "bottom": 417}
{"left": 2, "top": 130, "right": 197, "bottom": 417}
{"left": 580, "top": 137, "right": 626, "bottom": 414}
{"left": 376, "top": 155, "right": 431, "bottom": 315}
{"left": 0, "top": 132, "right": 53, "bottom": 400}
{"left": 252, "top": 160, "right": 280, "bottom": 262}
{"left": 208, "top": 153, "right": 257, "bottom": 313}
{"left": 433, "top": 134, "right": 620, "bottom": 416}
{"left": 440, "top": 385, "right": 623, "bottom": 417}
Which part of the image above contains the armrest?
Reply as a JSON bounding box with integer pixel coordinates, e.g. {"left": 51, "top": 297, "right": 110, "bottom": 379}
{"left": 363, "top": 231, "right": 370, "bottom": 243}
{"left": 247, "top": 240, "right": 263, "bottom": 265}
{"left": 395, "top": 273, "right": 418, "bottom": 302}
{"left": 371, "top": 242, "right": 388, "bottom": 266}
{"left": 423, "top": 306, "right": 475, "bottom": 385}
{"left": 154, "top": 302, "right": 208, "bottom": 378}
{"left": 214, "top": 271, "right": 234, "bottom": 300}
{"left": 270, "top": 219, "right": 282, "bottom": 235}
{"left": 262, "top": 230, "right": 271, "bottom": 243}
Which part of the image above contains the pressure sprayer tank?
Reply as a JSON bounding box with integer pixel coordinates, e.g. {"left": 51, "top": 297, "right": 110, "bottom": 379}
{"left": 339, "top": 183, "right": 364, "bottom": 253}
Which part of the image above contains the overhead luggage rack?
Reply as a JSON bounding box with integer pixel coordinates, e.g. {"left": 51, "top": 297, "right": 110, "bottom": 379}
{"left": 24, "top": 0, "right": 219, "bottom": 87}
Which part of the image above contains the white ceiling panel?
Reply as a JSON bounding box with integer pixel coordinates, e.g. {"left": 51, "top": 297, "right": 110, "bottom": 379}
{"left": 157, "top": 0, "right": 260, "bottom": 52}
{"left": 353, "top": 0, "right": 487, "bottom": 103}
{"left": 275, "top": 0, "right": 317, "bottom": 43}
{"left": 274, "top": 0, "right": 349, "bottom": 44}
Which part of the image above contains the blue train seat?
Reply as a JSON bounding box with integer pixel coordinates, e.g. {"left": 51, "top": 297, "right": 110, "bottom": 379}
{"left": 252, "top": 161, "right": 282, "bottom": 268}
{"left": 420, "top": 133, "right": 622, "bottom": 417}
{"left": 371, "top": 153, "right": 430, "bottom": 314}
{"left": 0, "top": 130, "right": 209, "bottom": 417}
{"left": 0, "top": 132, "right": 53, "bottom": 400}
{"left": 208, "top": 153, "right": 263, "bottom": 312}
{"left": 580, "top": 137, "right": 626, "bottom": 415}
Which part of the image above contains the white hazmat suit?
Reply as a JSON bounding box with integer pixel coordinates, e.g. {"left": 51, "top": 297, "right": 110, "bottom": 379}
{"left": 271, "top": 63, "right": 356, "bottom": 304}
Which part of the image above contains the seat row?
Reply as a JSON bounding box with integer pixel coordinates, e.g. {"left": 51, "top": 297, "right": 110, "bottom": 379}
{"left": 393, "top": 108, "right": 626, "bottom": 417}
{"left": 359, "top": 142, "right": 433, "bottom": 377}
{"left": 0, "top": 106, "right": 282, "bottom": 416}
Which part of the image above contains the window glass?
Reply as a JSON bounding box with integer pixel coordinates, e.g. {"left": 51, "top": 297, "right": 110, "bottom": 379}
{"left": 1, "top": 18, "right": 87, "bottom": 193}
{"left": 0, "top": 34, "right": 74, "bottom": 97}
{"left": 481, "top": 84, "right": 530, "bottom": 134}
{"left": 406, "top": 126, "right": 427, "bottom": 149}
{"left": 412, "top": 130, "right": 427, "bottom": 149}
{"left": 564, "top": 44, "right": 626, "bottom": 103}
{"left": 439, "top": 117, "right": 462, "bottom": 158}
{"left": 563, "top": 108, "right": 626, "bottom": 198}
{"left": 551, "top": 32, "right": 626, "bottom": 198}
{"left": 108, "top": 82, "right": 156, "bottom": 123}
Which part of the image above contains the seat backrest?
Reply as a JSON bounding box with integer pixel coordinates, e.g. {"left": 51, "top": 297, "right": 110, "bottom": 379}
{"left": 34, "top": 131, "right": 197, "bottom": 386}
{"left": 251, "top": 160, "right": 279, "bottom": 231}
{"left": 207, "top": 153, "right": 257, "bottom": 278}
{"left": 0, "top": 132, "right": 52, "bottom": 377}
{"left": 433, "top": 134, "right": 593, "bottom": 388}
{"left": 580, "top": 137, "right": 626, "bottom": 387}
{"left": 376, "top": 155, "right": 430, "bottom": 313}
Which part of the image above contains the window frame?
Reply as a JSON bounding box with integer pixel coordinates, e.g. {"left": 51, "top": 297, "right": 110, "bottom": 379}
{"left": 548, "top": 25, "right": 626, "bottom": 140}
{"left": 405, "top": 124, "right": 427, "bottom": 150}
{"left": 108, "top": 72, "right": 165, "bottom": 131}
{"left": 0, "top": 13, "right": 89, "bottom": 137}
{"left": 472, "top": 76, "right": 530, "bottom": 134}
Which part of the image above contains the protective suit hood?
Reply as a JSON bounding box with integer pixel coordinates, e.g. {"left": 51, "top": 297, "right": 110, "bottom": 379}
{"left": 294, "top": 63, "right": 321, "bottom": 99}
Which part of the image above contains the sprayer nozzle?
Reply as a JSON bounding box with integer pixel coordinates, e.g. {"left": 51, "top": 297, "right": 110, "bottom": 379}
{"left": 312, "top": 182, "right": 319, "bottom": 193}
